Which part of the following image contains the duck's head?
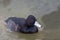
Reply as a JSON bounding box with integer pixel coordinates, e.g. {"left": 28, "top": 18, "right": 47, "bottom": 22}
{"left": 26, "top": 15, "right": 42, "bottom": 30}
{"left": 26, "top": 15, "right": 36, "bottom": 27}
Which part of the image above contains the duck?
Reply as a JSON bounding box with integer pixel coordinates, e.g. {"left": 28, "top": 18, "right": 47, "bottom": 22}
{"left": 5, "top": 15, "right": 42, "bottom": 34}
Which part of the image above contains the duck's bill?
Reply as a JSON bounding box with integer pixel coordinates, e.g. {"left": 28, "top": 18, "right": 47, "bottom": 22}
{"left": 34, "top": 21, "right": 42, "bottom": 28}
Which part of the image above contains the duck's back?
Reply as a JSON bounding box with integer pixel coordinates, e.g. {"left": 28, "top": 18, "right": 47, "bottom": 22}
{"left": 5, "top": 17, "right": 26, "bottom": 27}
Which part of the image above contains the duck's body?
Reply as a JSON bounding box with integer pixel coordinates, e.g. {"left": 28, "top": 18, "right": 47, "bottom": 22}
{"left": 5, "top": 17, "right": 26, "bottom": 32}
{"left": 5, "top": 17, "right": 25, "bottom": 27}
{"left": 5, "top": 15, "right": 38, "bottom": 33}
{"left": 19, "top": 25, "right": 38, "bottom": 33}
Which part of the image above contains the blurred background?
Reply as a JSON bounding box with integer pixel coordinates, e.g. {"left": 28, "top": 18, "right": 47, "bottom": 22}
{"left": 0, "top": 0, "right": 60, "bottom": 40}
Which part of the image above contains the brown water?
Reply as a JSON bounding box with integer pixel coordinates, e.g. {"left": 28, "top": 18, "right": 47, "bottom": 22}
{"left": 0, "top": 8, "right": 60, "bottom": 40}
{"left": 0, "top": 0, "right": 60, "bottom": 40}
{"left": 42, "top": 8, "right": 60, "bottom": 40}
